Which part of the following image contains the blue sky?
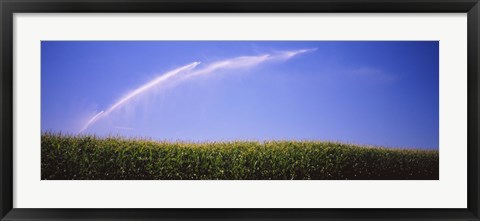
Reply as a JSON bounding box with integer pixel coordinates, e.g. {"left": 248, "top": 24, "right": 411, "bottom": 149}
{"left": 41, "top": 41, "right": 439, "bottom": 149}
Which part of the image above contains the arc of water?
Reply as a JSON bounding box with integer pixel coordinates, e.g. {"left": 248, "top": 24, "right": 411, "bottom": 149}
{"left": 79, "top": 48, "right": 317, "bottom": 133}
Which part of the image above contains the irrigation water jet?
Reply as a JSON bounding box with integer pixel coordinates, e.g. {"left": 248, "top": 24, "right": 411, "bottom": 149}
{"left": 79, "top": 48, "right": 316, "bottom": 134}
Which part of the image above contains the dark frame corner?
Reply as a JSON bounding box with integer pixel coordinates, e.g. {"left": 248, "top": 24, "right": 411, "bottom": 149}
{"left": 1, "top": 0, "right": 479, "bottom": 220}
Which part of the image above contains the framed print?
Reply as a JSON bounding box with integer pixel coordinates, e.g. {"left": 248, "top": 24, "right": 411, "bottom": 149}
{"left": 1, "top": 0, "right": 479, "bottom": 220}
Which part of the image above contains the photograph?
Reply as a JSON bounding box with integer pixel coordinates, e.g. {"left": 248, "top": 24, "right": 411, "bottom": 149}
{"left": 41, "top": 41, "right": 439, "bottom": 180}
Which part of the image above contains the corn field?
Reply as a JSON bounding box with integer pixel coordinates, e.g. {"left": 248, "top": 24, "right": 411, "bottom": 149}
{"left": 41, "top": 132, "right": 439, "bottom": 180}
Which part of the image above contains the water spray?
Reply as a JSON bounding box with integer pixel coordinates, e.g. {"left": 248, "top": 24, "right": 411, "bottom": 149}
{"left": 79, "top": 48, "right": 316, "bottom": 133}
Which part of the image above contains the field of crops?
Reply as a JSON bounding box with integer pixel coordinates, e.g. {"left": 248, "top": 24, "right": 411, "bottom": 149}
{"left": 41, "top": 133, "right": 439, "bottom": 180}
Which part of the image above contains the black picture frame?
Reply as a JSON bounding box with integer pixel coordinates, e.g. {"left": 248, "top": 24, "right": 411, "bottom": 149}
{"left": 1, "top": 0, "right": 479, "bottom": 220}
